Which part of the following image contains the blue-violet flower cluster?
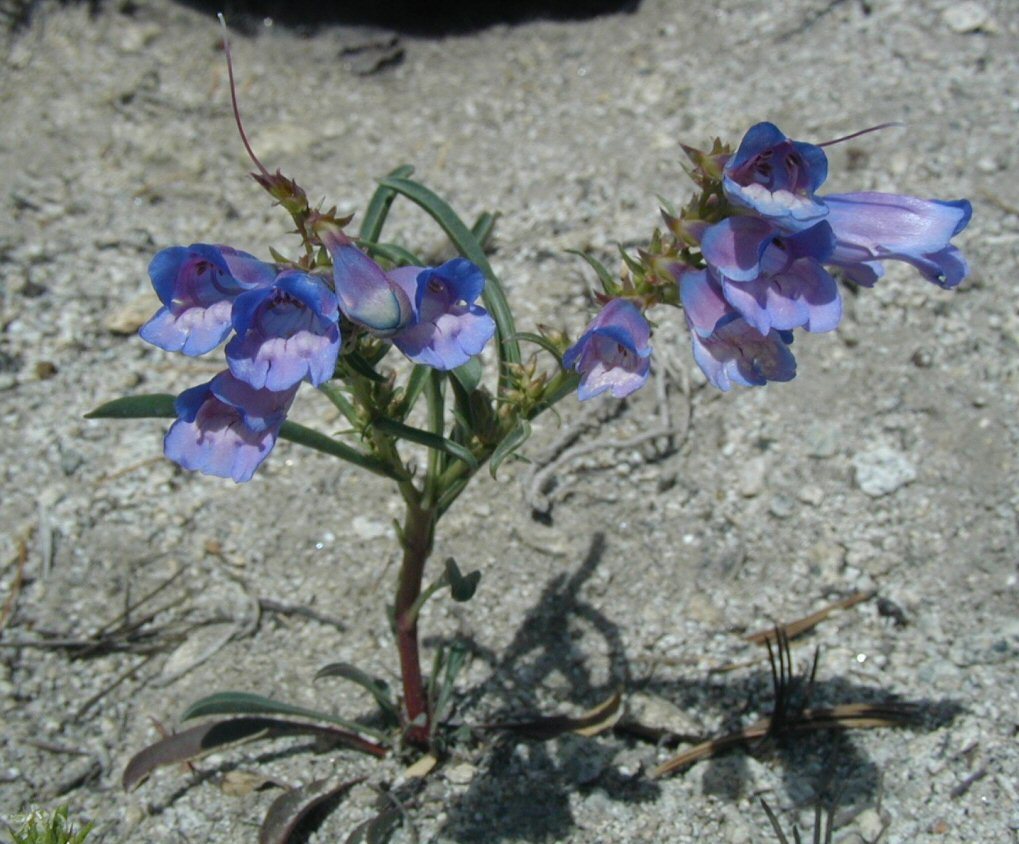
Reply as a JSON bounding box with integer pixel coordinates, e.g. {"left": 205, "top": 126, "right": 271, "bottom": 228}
{"left": 140, "top": 239, "right": 494, "bottom": 481}
{"left": 564, "top": 122, "right": 972, "bottom": 396}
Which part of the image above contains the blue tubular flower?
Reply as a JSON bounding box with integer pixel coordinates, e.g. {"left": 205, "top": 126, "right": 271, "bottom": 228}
{"left": 723, "top": 122, "right": 829, "bottom": 232}
{"left": 322, "top": 233, "right": 413, "bottom": 334}
{"left": 140, "top": 244, "right": 277, "bottom": 356}
{"left": 163, "top": 372, "right": 298, "bottom": 483}
{"left": 680, "top": 269, "right": 796, "bottom": 391}
{"left": 702, "top": 218, "right": 841, "bottom": 334}
{"left": 386, "top": 259, "right": 496, "bottom": 370}
{"left": 822, "top": 192, "right": 972, "bottom": 289}
{"left": 226, "top": 271, "right": 340, "bottom": 391}
{"left": 564, "top": 299, "right": 652, "bottom": 400}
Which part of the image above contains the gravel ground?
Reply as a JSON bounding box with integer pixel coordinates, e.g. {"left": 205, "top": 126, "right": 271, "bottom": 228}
{"left": 1, "top": 0, "right": 1017, "bottom": 841}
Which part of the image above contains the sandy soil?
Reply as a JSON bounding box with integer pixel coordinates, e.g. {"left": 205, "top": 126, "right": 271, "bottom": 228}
{"left": 1, "top": 0, "right": 1017, "bottom": 841}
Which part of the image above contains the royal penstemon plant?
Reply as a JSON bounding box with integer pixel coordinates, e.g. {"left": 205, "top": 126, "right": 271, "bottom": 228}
{"left": 88, "top": 28, "right": 971, "bottom": 838}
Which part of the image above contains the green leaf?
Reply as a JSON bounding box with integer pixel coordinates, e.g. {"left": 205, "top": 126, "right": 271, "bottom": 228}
{"left": 358, "top": 239, "right": 424, "bottom": 268}
{"left": 617, "top": 243, "right": 644, "bottom": 276}
{"left": 344, "top": 351, "right": 388, "bottom": 382}
{"left": 372, "top": 416, "right": 478, "bottom": 470}
{"left": 314, "top": 663, "right": 400, "bottom": 725}
{"left": 359, "top": 164, "right": 414, "bottom": 244}
{"left": 122, "top": 717, "right": 384, "bottom": 792}
{"left": 511, "top": 331, "right": 564, "bottom": 363}
{"left": 378, "top": 177, "right": 520, "bottom": 367}
{"left": 432, "top": 641, "right": 470, "bottom": 726}
{"left": 450, "top": 357, "right": 483, "bottom": 393}
{"left": 567, "top": 249, "right": 616, "bottom": 291}
{"left": 397, "top": 364, "right": 431, "bottom": 418}
{"left": 489, "top": 418, "right": 532, "bottom": 479}
{"left": 471, "top": 210, "right": 499, "bottom": 249}
{"left": 85, "top": 393, "right": 176, "bottom": 419}
{"left": 444, "top": 557, "right": 480, "bottom": 603}
{"left": 180, "top": 691, "right": 386, "bottom": 739}
{"left": 279, "top": 420, "right": 404, "bottom": 481}
{"left": 88, "top": 393, "right": 404, "bottom": 481}
{"left": 260, "top": 777, "right": 363, "bottom": 844}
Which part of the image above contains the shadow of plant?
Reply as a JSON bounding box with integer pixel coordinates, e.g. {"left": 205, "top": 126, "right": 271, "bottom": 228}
{"left": 429, "top": 532, "right": 962, "bottom": 843}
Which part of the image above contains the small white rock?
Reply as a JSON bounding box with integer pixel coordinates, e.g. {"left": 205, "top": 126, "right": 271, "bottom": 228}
{"left": 852, "top": 446, "right": 916, "bottom": 497}
{"left": 943, "top": 1, "right": 989, "bottom": 33}
{"left": 445, "top": 762, "right": 477, "bottom": 785}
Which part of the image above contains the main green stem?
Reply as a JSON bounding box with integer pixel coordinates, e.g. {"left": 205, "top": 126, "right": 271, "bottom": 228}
{"left": 394, "top": 498, "right": 435, "bottom": 747}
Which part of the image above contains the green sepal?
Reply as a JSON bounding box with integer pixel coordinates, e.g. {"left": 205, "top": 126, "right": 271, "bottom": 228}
{"left": 489, "top": 418, "right": 532, "bottom": 479}
{"left": 180, "top": 691, "right": 386, "bottom": 740}
{"left": 359, "top": 164, "right": 414, "bottom": 244}
{"left": 371, "top": 416, "right": 478, "bottom": 470}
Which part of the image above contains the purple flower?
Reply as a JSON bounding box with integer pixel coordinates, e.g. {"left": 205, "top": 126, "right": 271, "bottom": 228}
{"left": 701, "top": 217, "right": 841, "bottom": 334}
{"left": 385, "top": 259, "right": 496, "bottom": 370}
{"left": 322, "top": 234, "right": 413, "bottom": 334}
{"left": 822, "top": 192, "right": 972, "bottom": 289}
{"left": 680, "top": 268, "right": 796, "bottom": 391}
{"left": 139, "top": 244, "right": 277, "bottom": 356}
{"left": 564, "top": 299, "right": 652, "bottom": 400}
{"left": 163, "top": 372, "right": 297, "bottom": 483}
{"left": 723, "top": 122, "right": 829, "bottom": 232}
{"left": 225, "top": 270, "right": 340, "bottom": 391}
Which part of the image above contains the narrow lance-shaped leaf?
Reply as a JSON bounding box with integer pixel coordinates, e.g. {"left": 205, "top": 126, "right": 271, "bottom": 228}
{"left": 489, "top": 690, "right": 623, "bottom": 740}
{"left": 359, "top": 164, "right": 415, "bottom": 244}
{"left": 471, "top": 210, "right": 499, "bottom": 249}
{"left": 314, "top": 662, "right": 400, "bottom": 725}
{"left": 489, "top": 418, "right": 531, "bottom": 479}
{"left": 122, "top": 717, "right": 380, "bottom": 791}
{"left": 567, "top": 249, "right": 618, "bottom": 294}
{"left": 181, "top": 691, "right": 387, "bottom": 740}
{"left": 510, "top": 332, "right": 564, "bottom": 364}
{"left": 260, "top": 776, "right": 364, "bottom": 844}
{"left": 372, "top": 416, "right": 478, "bottom": 470}
{"left": 397, "top": 364, "right": 431, "bottom": 419}
{"left": 358, "top": 239, "right": 425, "bottom": 268}
{"left": 85, "top": 394, "right": 177, "bottom": 419}
{"left": 87, "top": 394, "right": 404, "bottom": 481}
{"left": 378, "top": 176, "right": 520, "bottom": 368}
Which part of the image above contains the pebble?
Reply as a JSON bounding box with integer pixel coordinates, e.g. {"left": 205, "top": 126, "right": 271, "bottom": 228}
{"left": 769, "top": 494, "right": 795, "bottom": 519}
{"left": 738, "top": 456, "right": 768, "bottom": 497}
{"left": 805, "top": 422, "right": 840, "bottom": 458}
{"left": 349, "top": 515, "right": 390, "bottom": 540}
{"left": 444, "top": 762, "right": 477, "bottom": 785}
{"left": 797, "top": 484, "right": 825, "bottom": 505}
{"left": 852, "top": 446, "right": 917, "bottom": 497}
{"left": 942, "top": 1, "right": 989, "bottom": 33}
{"left": 105, "top": 295, "right": 153, "bottom": 335}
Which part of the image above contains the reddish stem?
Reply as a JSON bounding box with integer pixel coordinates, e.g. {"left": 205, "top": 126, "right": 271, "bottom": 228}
{"left": 394, "top": 501, "right": 435, "bottom": 747}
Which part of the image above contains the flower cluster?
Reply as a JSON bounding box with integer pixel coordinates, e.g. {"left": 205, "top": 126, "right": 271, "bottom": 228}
{"left": 564, "top": 123, "right": 972, "bottom": 395}
{"left": 140, "top": 239, "right": 494, "bottom": 481}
